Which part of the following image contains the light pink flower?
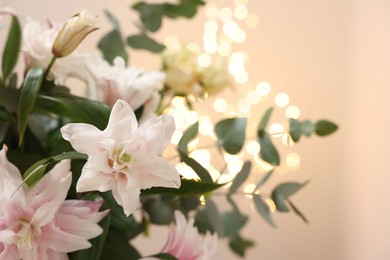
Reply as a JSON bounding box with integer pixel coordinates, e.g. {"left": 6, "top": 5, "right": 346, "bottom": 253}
{"left": 0, "top": 145, "right": 108, "bottom": 260}
{"left": 22, "top": 18, "right": 91, "bottom": 84}
{"left": 144, "top": 210, "right": 218, "bottom": 260}
{"left": 85, "top": 56, "right": 164, "bottom": 122}
{"left": 61, "top": 99, "right": 181, "bottom": 216}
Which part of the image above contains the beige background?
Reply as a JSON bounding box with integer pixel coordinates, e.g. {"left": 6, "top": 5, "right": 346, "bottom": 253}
{"left": 2, "top": 0, "right": 390, "bottom": 259}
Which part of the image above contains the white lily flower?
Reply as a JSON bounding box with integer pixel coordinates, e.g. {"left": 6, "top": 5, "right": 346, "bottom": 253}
{"left": 61, "top": 100, "right": 181, "bottom": 216}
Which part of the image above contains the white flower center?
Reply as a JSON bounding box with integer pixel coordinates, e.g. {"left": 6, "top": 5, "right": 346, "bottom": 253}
{"left": 110, "top": 148, "right": 133, "bottom": 173}
{"left": 17, "top": 219, "right": 33, "bottom": 250}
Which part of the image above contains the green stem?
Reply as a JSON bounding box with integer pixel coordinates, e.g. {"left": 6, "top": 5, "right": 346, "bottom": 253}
{"left": 43, "top": 56, "right": 56, "bottom": 81}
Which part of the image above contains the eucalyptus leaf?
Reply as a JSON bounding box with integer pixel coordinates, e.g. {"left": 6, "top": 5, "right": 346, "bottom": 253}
{"left": 139, "top": 4, "right": 164, "bottom": 32}
{"left": 127, "top": 34, "right": 165, "bottom": 53}
{"left": 254, "top": 169, "right": 274, "bottom": 192}
{"left": 180, "top": 153, "right": 213, "bottom": 182}
{"left": 98, "top": 30, "right": 128, "bottom": 65}
{"left": 144, "top": 199, "right": 174, "bottom": 225}
{"left": 2, "top": 15, "right": 21, "bottom": 81}
{"left": 258, "top": 107, "right": 273, "bottom": 131}
{"left": 18, "top": 67, "right": 44, "bottom": 146}
{"left": 287, "top": 199, "right": 309, "bottom": 224}
{"left": 271, "top": 181, "right": 308, "bottom": 212}
{"left": 223, "top": 211, "right": 248, "bottom": 238}
{"left": 205, "top": 199, "right": 224, "bottom": 236}
{"left": 215, "top": 117, "right": 247, "bottom": 155}
{"left": 229, "top": 235, "right": 255, "bottom": 257}
{"left": 178, "top": 121, "right": 199, "bottom": 155}
{"left": 289, "top": 118, "right": 301, "bottom": 142}
{"left": 301, "top": 120, "right": 314, "bottom": 137}
{"left": 258, "top": 130, "right": 280, "bottom": 166}
{"left": 229, "top": 161, "right": 251, "bottom": 194}
{"left": 195, "top": 208, "right": 214, "bottom": 234}
{"left": 252, "top": 194, "right": 276, "bottom": 227}
{"left": 104, "top": 10, "right": 121, "bottom": 32}
{"left": 315, "top": 120, "right": 338, "bottom": 136}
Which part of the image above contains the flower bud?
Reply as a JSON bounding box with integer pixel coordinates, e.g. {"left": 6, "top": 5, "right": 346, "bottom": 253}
{"left": 52, "top": 10, "right": 98, "bottom": 58}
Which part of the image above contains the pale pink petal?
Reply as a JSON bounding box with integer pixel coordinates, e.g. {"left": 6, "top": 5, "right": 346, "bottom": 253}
{"left": 29, "top": 160, "right": 71, "bottom": 209}
{"left": 60, "top": 123, "right": 104, "bottom": 155}
{"left": 139, "top": 157, "right": 180, "bottom": 190}
{"left": 76, "top": 165, "right": 113, "bottom": 193}
{"left": 55, "top": 213, "right": 103, "bottom": 240}
{"left": 37, "top": 223, "right": 91, "bottom": 252}
{"left": 104, "top": 100, "right": 138, "bottom": 140}
{"left": 139, "top": 114, "right": 175, "bottom": 155}
{"left": 0, "top": 229, "right": 17, "bottom": 244}
{"left": 112, "top": 176, "right": 140, "bottom": 216}
{"left": 46, "top": 250, "right": 68, "bottom": 260}
{"left": 0, "top": 244, "right": 19, "bottom": 260}
{"left": 0, "top": 145, "right": 23, "bottom": 185}
{"left": 31, "top": 201, "right": 62, "bottom": 227}
{"left": 59, "top": 200, "right": 108, "bottom": 224}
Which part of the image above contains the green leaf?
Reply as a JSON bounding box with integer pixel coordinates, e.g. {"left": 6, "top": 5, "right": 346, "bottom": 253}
{"left": 101, "top": 192, "right": 139, "bottom": 231}
{"left": 258, "top": 107, "right": 273, "bottom": 131}
{"left": 0, "top": 86, "right": 19, "bottom": 113}
{"left": 258, "top": 130, "right": 280, "bottom": 166}
{"left": 289, "top": 118, "right": 301, "bottom": 142}
{"left": 215, "top": 117, "right": 247, "bottom": 155}
{"left": 22, "top": 151, "right": 87, "bottom": 186}
{"left": 144, "top": 198, "right": 174, "bottom": 225}
{"left": 69, "top": 213, "right": 110, "bottom": 260}
{"left": 253, "top": 194, "right": 276, "bottom": 227}
{"left": 127, "top": 34, "right": 165, "bottom": 53}
{"left": 0, "top": 121, "right": 10, "bottom": 143}
{"left": 139, "top": 4, "right": 164, "bottom": 32}
{"left": 104, "top": 10, "right": 121, "bottom": 32}
{"left": 314, "top": 120, "right": 338, "bottom": 136}
{"left": 205, "top": 199, "right": 224, "bottom": 236}
{"left": 180, "top": 153, "right": 213, "bottom": 182}
{"left": 36, "top": 94, "right": 110, "bottom": 130}
{"left": 18, "top": 67, "right": 44, "bottom": 146}
{"left": 101, "top": 229, "right": 141, "bottom": 260}
{"left": 2, "top": 15, "right": 21, "bottom": 81}
{"left": 142, "top": 179, "right": 224, "bottom": 196}
{"left": 287, "top": 199, "right": 309, "bottom": 224}
{"left": 229, "top": 235, "right": 255, "bottom": 257}
{"left": 98, "top": 30, "right": 128, "bottom": 65}
{"left": 229, "top": 161, "right": 251, "bottom": 194}
{"left": 178, "top": 121, "right": 198, "bottom": 155}
{"left": 146, "top": 253, "right": 178, "bottom": 260}
{"left": 271, "top": 181, "right": 308, "bottom": 212}
{"left": 223, "top": 211, "right": 248, "bottom": 238}
{"left": 195, "top": 208, "right": 214, "bottom": 234}
{"left": 254, "top": 169, "right": 274, "bottom": 192}
{"left": 301, "top": 120, "right": 314, "bottom": 137}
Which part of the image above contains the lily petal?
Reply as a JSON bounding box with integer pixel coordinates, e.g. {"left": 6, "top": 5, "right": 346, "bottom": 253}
{"left": 139, "top": 156, "right": 180, "bottom": 190}
{"left": 76, "top": 165, "right": 113, "bottom": 193}
{"left": 112, "top": 176, "right": 140, "bottom": 216}
{"left": 104, "top": 100, "right": 138, "bottom": 141}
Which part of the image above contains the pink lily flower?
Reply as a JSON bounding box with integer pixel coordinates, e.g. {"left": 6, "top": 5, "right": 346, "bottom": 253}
{"left": 61, "top": 99, "right": 181, "bottom": 216}
{"left": 0, "top": 145, "right": 108, "bottom": 260}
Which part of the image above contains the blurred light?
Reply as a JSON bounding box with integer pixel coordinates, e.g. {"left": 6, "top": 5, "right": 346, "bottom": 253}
{"left": 286, "top": 152, "right": 301, "bottom": 169}
{"left": 254, "top": 155, "right": 274, "bottom": 171}
{"left": 199, "top": 116, "right": 213, "bottom": 136}
{"left": 219, "top": 7, "right": 233, "bottom": 21}
{"left": 230, "top": 52, "right": 246, "bottom": 64}
{"left": 275, "top": 92, "right": 290, "bottom": 108}
{"left": 232, "top": 29, "right": 247, "bottom": 43}
{"left": 244, "top": 184, "right": 256, "bottom": 198}
{"left": 228, "top": 62, "right": 245, "bottom": 76}
{"left": 204, "top": 20, "right": 219, "bottom": 32}
{"left": 200, "top": 195, "right": 206, "bottom": 205}
{"left": 176, "top": 163, "right": 198, "bottom": 180}
{"left": 256, "top": 81, "right": 271, "bottom": 96}
{"left": 203, "top": 31, "right": 217, "bottom": 43}
{"left": 217, "top": 42, "right": 231, "bottom": 56}
{"left": 225, "top": 153, "right": 244, "bottom": 173}
{"left": 164, "top": 35, "right": 179, "bottom": 49}
{"left": 188, "top": 111, "right": 199, "bottom": 124}
{"left": 171, "top": 130, "right": 183, "bottom": 145}
{"left": 188, "top": 137, "right": 199, "bottom": 148}
{"left": 281, "top": 132, "right": 294, "bottom": 146}
{"left": 269, "top": 123, "right": 284, "bottom": 138}
{"left": 234, "top": 5, "right": 248, "bottom": 20}
{"left": 235, "top": 71, "right": 249, "bottom": 84}
{"left": 213, "top": 98, "right": 228, "bottom": 112}
{"left": 223, "top": 20, "right": 240, "bottom": 37}
{"left": 224, "top": 104, "right": 238, "bottom": 117}
{"left": 191, "top": 149, "right": 211, "bottom": 169}
{"left": 246, "top": 140, "right": 260, "bottom": 155}
{"left": 246, "top": 90, "right": 261, "bottom": 105}
{"left": 187, "top": 43, "right": 200, "bottom": 54}
{"left": 203, "top": 41, "right": 218, "bottom": 54}
{"left": 265, "top": 199, "right": 276, "bottom": 212}
{"left": 219, "top": 33, "right": 233, "bottom": 44}
{"left": 285, "top": 105, "right": 301, "bottom": 119}
{"left": 205, "top": 3, "right": 219, "bottom": 19}
{"left": 198, "top": 53, "right": 211, "bottom": 67}
{"left": 209, "top": 168, "right": 221, "bottom": 181}
{"left": 245, "top": 13, "right": 260, "bottom": 28}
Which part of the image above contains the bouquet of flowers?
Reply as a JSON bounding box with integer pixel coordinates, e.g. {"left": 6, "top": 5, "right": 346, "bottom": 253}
{"left": 0, "top": 2, "right": 337, "bottom": 259}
